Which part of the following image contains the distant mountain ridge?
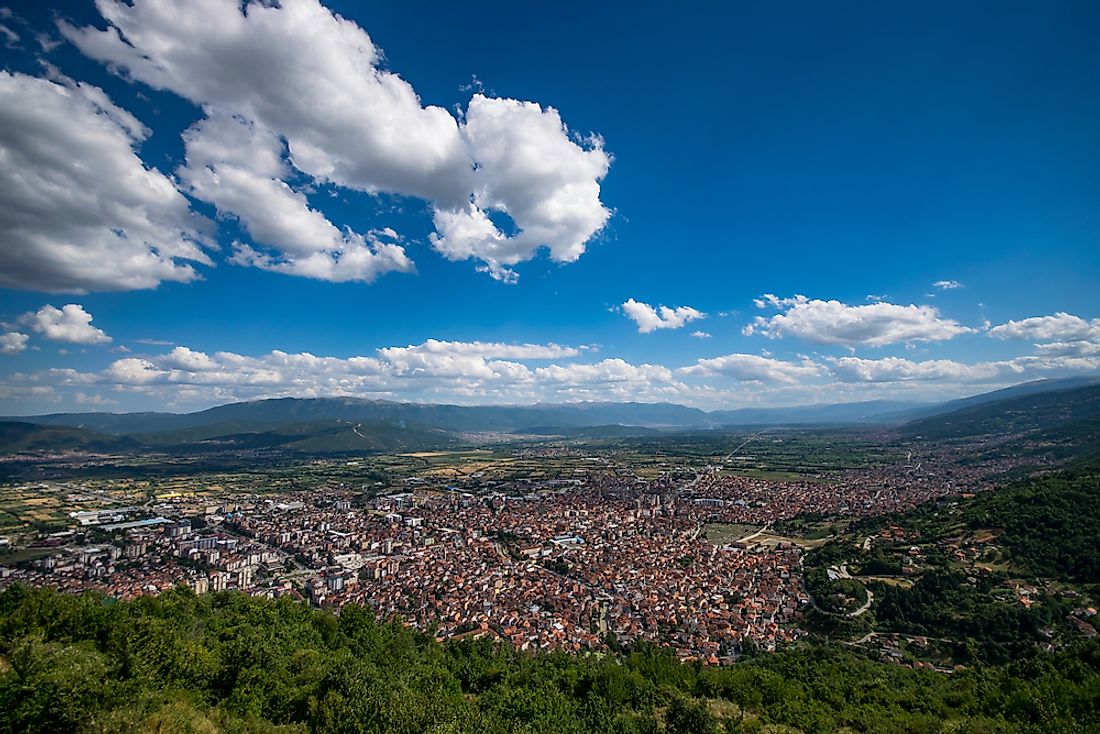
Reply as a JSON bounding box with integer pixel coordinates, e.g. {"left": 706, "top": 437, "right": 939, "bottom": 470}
{"left": 154, "top": 420, "right": 456, "bottom": 454}
{"left": 2, "top": 376, "right": 1098, "bottom": 457}
{"left": 0, "top": 417, "right": 453, "bottom": 457}
{"left": 3, "top": 396, "right": 930, "bottom": 436}
{"left": 873, "top": 376, "right": 1100, "bottom": 424}
{"left": 709, "top": 399, "right": 926, "bottom": 425}
{"left": 902, "top": 381, "right": 1100, "bottom": 441}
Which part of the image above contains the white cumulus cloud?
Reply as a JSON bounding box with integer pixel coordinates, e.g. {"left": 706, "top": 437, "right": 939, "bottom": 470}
{"left": 829, "top": 356, "right": 1008, "bottom": 383}
{"left": 622, "top": 299, "right": 706, "bottom": 333}
{"left": 1033, "top": 341, "right": 1100, "bottom": 358}
{"left": 177, "top": 113, "right": 414, "bottom": 283}
{"left": 20, "top": 339, "right": 696, "bottom": 407}
{"left": 63, "top": 0, "right": 611, "bottom": 283}
{"left": 10, "top": 331, "right": 1100, "bottom": 411}
{"left": 0, "top": 332, "right": 29, "bottom": 355}
{"left": 22, "top": 304, "right": 111, "bottom": 345}
{"left": 377, "top": 339, "right": 576, "bottom": 381}
{"left": 988, "top": 313, "right": 1100, "bottom": 358}
{"left": 681, "top": 353, "right": 825, "bottom": 383}
{"left": 430, "top": 95, "right": 610, "bottom": 281}
{"left": 745, "top": 295, "right": 973, "bottom": 347}
{"left": 988, "top": 313, "right": 1100, "bottom": 342}
{"left": 0, "top": 71, "right": 211, "bottom": 292}
{"left": 829, "top": 354, "right": 1100, "bottom": 383}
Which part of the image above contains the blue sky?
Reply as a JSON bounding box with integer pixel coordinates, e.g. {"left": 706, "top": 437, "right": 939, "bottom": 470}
{"left": 0, "top": 0, "right": 1098, "bottom": 414}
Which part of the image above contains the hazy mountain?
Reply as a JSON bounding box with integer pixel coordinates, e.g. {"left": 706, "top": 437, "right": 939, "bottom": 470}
{"left": 874, "top": 376, "right": 1100, "bottom": 424}
{"left": 6, "top": 398, "right": 706, "bottom": 435}
{"left": 5, "top": 377, "right": 1100, "bottom": 444}
{"left": 0, "top": 396, "right": 917, "bottom": 435}
{"left": 4, "top": 411, "right": 186, "bottom": 435}
{"left": 0, "top": 417, "right": 456, "bottom": 457}
{"left": 514, "top": 424, "right": 664, "bottom": 438}
{"left": 530, "top": 401, "right": 711, "bottom": 426}
{"left": 710, "top": 400, "right": 928, "bottom": 426}
{"left": 9, "top": 399, "right": 556, "bottom": 435}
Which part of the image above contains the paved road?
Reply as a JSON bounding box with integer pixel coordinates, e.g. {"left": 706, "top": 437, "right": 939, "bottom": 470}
{"left": 723, "top": 429, "right": 768, "bottom": 463}
{"left": 680, "top": 429, "right": 768, "bottom": 493}
{"left": 846, "top": 589, "right": 874, "bottom": 617}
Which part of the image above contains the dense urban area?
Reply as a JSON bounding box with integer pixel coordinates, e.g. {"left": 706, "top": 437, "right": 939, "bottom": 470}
{"left": 0, "top": 425, "right": 1089, "bottom": 663}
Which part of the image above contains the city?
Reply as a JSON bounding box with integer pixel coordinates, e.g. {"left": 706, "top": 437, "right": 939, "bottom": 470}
{"left": 0, "top": 433, "right": 1023, "bottom": 662}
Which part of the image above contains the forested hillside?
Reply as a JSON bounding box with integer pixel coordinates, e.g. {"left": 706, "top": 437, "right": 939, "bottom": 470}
{"left": 0, "top": 422, "right": 140, "bottom": 454}
{"left": 902, "top": 383, "right": 1100, "bottom": 440}
{"left": 1, "top": 586, "right": 1098, "bottom": 734}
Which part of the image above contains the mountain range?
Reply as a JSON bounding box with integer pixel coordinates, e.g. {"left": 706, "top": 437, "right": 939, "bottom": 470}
{"left": 1, "top": 375, "right": 1098, "bottom": 456}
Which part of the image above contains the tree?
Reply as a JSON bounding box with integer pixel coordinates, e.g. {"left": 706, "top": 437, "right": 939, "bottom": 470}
{"left": 665, "top": 696, "right": 716, "bottom": 734}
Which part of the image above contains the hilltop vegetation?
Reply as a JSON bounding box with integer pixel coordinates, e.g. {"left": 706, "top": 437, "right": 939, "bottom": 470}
{"left": 964, "top": 469, "right": 1100, "bottom": 583}
{"left": 2, "top": 585, "right": 1099, "bottom": 734}
{"left": 0, "top": 418, "right": 455, "bottom": 459}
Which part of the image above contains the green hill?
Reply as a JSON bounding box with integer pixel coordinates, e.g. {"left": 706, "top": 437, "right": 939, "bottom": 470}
{"left": 801, "top": 460, "right": 1100, "bottom": 665}
{"left": 0, "top": 422, "right": 141, "bottom": 454}
{"left": 160, "top": 419, "right": 456, "bottom": 454}
{"left": 1, "top": 585, "right": 1098, "bottom": 734}
{"left": 0, "top": 418, "right": 454, "bottom": 458}
{"left": 902, "top": 381, "right": 1100, "bottom": 441}
{"left": 132, "top": 421, "right": 271, "bottom": 445}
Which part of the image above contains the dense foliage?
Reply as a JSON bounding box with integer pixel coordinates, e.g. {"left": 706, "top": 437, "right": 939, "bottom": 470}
{"left": 871, "top": 570, "right": 1076, "bottom": 665}
{"left": 803, "top": 567, "right": 868, "bottom": 615}
{"left": 1, "top": 586, "right": 1099, "bottom": 733}
{"left": 963, "top": 471, "right": 1100, "bottom": 585}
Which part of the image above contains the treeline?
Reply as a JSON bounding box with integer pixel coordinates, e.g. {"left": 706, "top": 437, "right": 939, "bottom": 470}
{"left": 1, "top": 586, "right": 1099, "bottom": 733}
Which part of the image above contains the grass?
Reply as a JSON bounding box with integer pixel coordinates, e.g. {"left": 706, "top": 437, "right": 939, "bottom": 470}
{"left": 701, "top": 523, "right": 764, "bottom": 545}
{"left": 754, "top": 532, "right": 833, "bottom": 549}
{"left": 860, "top": 576, "right": 914, "bottom": 589}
